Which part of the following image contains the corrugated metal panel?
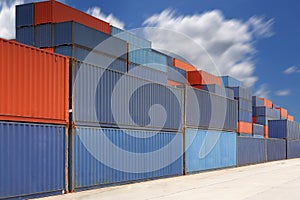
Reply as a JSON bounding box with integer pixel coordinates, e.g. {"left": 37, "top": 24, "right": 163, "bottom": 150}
{"left": 0, "top": 122, "right": 67, "bottom": 199}
{"left": 70, "top": 126, "right": 183, "bottom": 191}
{"left": 226, "top": 88, "right": 234, "bottom": 99}
{"left": 34, "top": 1, "right": 110, "bottom": 34}
{"left": 185, "top": 86, "right": 237, "bottom": 131}
{"left": 167, "top": 66, "right": 186, "bottom": 84}
{"left": 128, "top": 63, "right": 167, "bottom": 84}
{"left": 238, "top": 133, "right": 252, "bottom": 137}
{"left": 201, "top": 84, "right": 232, "bottom": 99}
{"left": 276, "top": 108, "right": 288, "bottom": 119}
{"left": 16, "top": 3, "right": 34, "bottom": 27}
{"left": 252, "top": 96, "right": 264, "bottom": 107}
{"left": 260, "top": 98, "right": 273, "bottom": 108}
{"left": 71, "top": 61, "right": 183, "bottom": 131}
{"left": 55, "top": 45, "right": 127, "bottom": 73}
{"left": 255, "top": 107, "right": 280, "bottom": 118}
{"left": 185, "top": 129, "right": 236, "bottom": 173}
{"left": 0, "top": 39, "right": 69, "bottom": 124}
{"left": 237, "top": 137, "right": 266, "bottom": 166}
{"left": 237, "top": 122, "right": 252, "bottom": 134}
{"left": 35, "top": 23, "right": 53, "bottom": 47}
{"left": 167, "top": 56, "right": 173, "bottom": 66}
{"left": 16, "top": 26, "right": 34, "bottom": 46}
{"left": 253, "top": 134, "right": 264, "bottom": 138}
{"left": 267, "top": 139, "right": 286, "bottom": 161}
{"left": 253, "top": 124, "right": 264, "bottom": 136}
{"left": 238, "top": 110, "right": 252, "bottom": 123}
{"left": 237, "top": 98, "right": 252, "bottom": 111}
{"left": 129, "top": 45, "right": 168, "bottom": 72}
{"left": 221, "top": 76, "right": 242, "bottom": 87}
{"left": 256, "top": 116, "right": 276, "bottom": 126}
{"left": 269, "top": 120, "right": 300, "bottom": 139}
{"left": 287, "top": 140, "right": 300, "bottom": 159}
{"left": 54, "top": 21, "right": 127, "bottom": 59}
{"left": 187, "top": 71, "right": 222, "bottom": 85}
{"left": 229, "top": 87, "right": 252, "bottom": 100}
{"left": 110, "top": 26, "right": 151, "bottom": 49}
{"left": 172, "top": 58, "right": 197, "bottom": 71}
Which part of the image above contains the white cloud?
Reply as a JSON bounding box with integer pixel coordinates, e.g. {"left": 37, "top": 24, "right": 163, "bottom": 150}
{"left": 254, "top": 84, "right": 270, "bottom": 99}
{"left": 284, "top": 66, "right": 300, "bottom": 74}
{"left": 143, "top": 9, "right": 274, "bottom": 87}
{"left": 87, "top": 7, "right": 124, "bottom": 29}
{"left": 275, "top": 89, "right": 291, "bottom": 96}
{"left": 0, "top": 0, "right": 23, "bottom": 39}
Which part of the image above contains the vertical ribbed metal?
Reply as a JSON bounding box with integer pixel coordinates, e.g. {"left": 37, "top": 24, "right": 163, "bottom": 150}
{"left": 287, "top": 139, "right": 300, "bottom": 158}
{"left": 16, "top": 3, "right": 34, "bottom": 27}
{"left": 267, "top": 138, "right": 286, "bottom": 161}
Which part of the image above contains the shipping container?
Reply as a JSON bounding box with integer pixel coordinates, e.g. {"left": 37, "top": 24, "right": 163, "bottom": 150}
{"left": 260, "top": 98, "right": 273, "bottom": 108}
{"left": 0, "top": 122, "right": 67, "bottom": 199}
{"left": 238, "top": 110, "right": 252, "bottom": 123}
{"left": 287, "top": 140, "right": 300, "bottom": 159}
{"left": 264, "top": 125, "right": 269, "bottom": 138}
{"left": 253, "top": 134, "right": 264, "bottom": 138}
{"left": 71, "top": 61, "right": 183, "bottom": 131}
{"left": 187, "top": 70, "right": 222, "bottom": 85}
{"left": 288, "top": 115, "right": 294, "bottom": 121}
{"left": 237, "top": 98, "right": 252, "bottom": 111}
{"left": 275, "top": 107, "right": 288, "bottom": 119}
{"left": 220, "top": 76, "right": 242, "bottom": 87}
{"left": 253, "top": 116, "right": 257, "bottom": 123}
{"left": 228, "top": 87, "right": 252, "bottom": 100}
{"left": 16, "top": 3, "right": 34, "bottom": 27}
{"left": 238, "top": 133, "right": 252, "bottom": 137}
{"left": 172, "top": 58, "right": 197, "bottom": 71}
{"left": 253, "top": 124, "right": 264, "bottom": 136}
{"left": 34, "top": 0, "right": 110, "bottom": 34}
{"left": 256, "top": 116, "right": 276, "bottom": 126}
{"left": 267, "top": 139, "right": 286, "bottom": 161}
{"left": 35, "top": 23, "right": 53, "bottom": 47}
{"left": 252, "top": 96, "right": 264, "bottom": 107}
{"left": 16, "top": 26, "right": 34, "bottom": 46}
{"left": 167, "top": 80, "right": 184, "bottom": 86}
{"left": 110, "top": 25, "right": 151, "bottom": 49}
{"left": 0, "top": 39, "right": 69, "bottom": 124}
{"left": 185, "top": 86, "right": 237, "bottom": 131}
{"left": 128, "top": 63, "right": 167, "bottom": 84}
{"left": 201, "top": 84, "right": 234, "bottom": 99}
{"left": 237, "top": 121, "right": 252, "bottom": 134}
{"left": 255, "top": 107, "right": 280, "bottom": 118}
{"left": 55, "top": 21, "right": 127, "bottom": 59}
{"left": 237, "top": 137, "right": 266, "bottom": 166}
{"left": 167, "top": 66, "right": 186, "bottom": 84}
{"left": 185, "top": 129, "right": 237, "bottom": 173}
{"left": 128, "top": 45, "right": 167, "bottom": 72}
{"left": 268, "top": 120, "right": 300, "bottom": 139}
{"left": 167, "top": 56, "right": 173, "bottom": 66}
{"left": 69, "top": 126, "right": 183, "bottom": 191}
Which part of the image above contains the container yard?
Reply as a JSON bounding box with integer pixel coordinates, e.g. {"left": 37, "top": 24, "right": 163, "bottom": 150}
{"left": 1, "top": 0, "right": 300, "bottom": 199}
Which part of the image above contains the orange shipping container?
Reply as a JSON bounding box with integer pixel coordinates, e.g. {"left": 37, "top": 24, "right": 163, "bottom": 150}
{"left": 264, "top": 126, "right": 268, "bottom": 138}
{"left": 287, "top": 115, "right": 294, "bottom": 121}
{"left": 172, "top": 58, "right": 197, "bottom": 71}
{"left": 0, "top": 39, "right": 69, "bottom": 124}
{"left": 259, "top": 98, "right": 272, "bottom": 108}
{"left": 34, "top": 0, "right": 110, "bottom": 34}
{"left": 167, "top": 80, "right": 184, "bottom": 86}
{"left": 276, "top": 107, "right": 288, "bottom": 119}
{"left": 187, "top": 70, "right": 222, "bottom": 85}
{"left": 238, "top": 121, "right": 252, "bottom": 134}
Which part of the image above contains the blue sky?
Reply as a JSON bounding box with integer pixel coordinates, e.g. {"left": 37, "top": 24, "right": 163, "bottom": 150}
{"left": 0, "top": 0, "right": 299, "bottom": 120}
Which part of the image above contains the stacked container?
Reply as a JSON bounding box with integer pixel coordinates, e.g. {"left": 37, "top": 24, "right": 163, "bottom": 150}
{"left": 0, "top": 39, "right": 69, "bottom": 199}
{"left": 166, "top": 56, "right": 187, "bottom": 86}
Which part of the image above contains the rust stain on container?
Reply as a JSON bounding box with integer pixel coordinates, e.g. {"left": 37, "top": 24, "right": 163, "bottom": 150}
{"left": 34, "top": 1, "right": 110, "bottom": 34}
{"left": 0, "top": 39, "right": 69, "bottom": 124}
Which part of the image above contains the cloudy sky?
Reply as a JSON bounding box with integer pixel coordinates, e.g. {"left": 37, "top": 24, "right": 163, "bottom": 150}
{"left": 0, "top": 0, "right": 299, "bottom": 120}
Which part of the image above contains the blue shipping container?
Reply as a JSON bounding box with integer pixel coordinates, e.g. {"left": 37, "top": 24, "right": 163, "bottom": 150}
{"left": 229, "top": 87, "right": 252, "bottom": 100}
{"left": 267, "top": 139, "right": 286, "bottom": 161}
{"left": 0, "top": 122, "right": 67, "bottom": 199}
{"left": 55, "top": 21, "right": 127, "bottom": 59}
{"left": 35, "top": 23, "right": 53, "bottom": 48}
{"left": 253, "top": 124, "right": 264, "bottom": 136}
{"left": 185, "top": 87, "right": 237, "bottom": 131}
{"left": 185, "top": 129, "right": 237, "bottom": 173}
{"left": 70, "top": 126, "right": 183, "bottom": 191}
{"left": 269, "top": 120, "right": 300, "bottom": 139}
{"left": 71, "top": 61, "right": 183, "bottom": 131}
{"left": 256, "top": 116, "right": 276, "bottom": 126}
{"left": 237, "top": 98, "right": 252, "bottom": 111}
{"left": 16, "top": 3, "right": 34, "bottom": 27}
{"left": 201, "top": 84, "right": 234, "bottom": 99}
{"left": 287, "top": 140, "right": 300, "bottom": 159}
{"left": 255, "top": 107, "right": 280, "bottom": 118}
{"left": 167, "top": 66, "right": 186, "bottom": 84}
{"left": 128, "top": 63, "right": 167, "bottom": 84}
{"left": 221, "top": 76, "right": 242, "bottom": 87}
{"left": 252, "top": 96, "right": 264, "bottom": 107}
{"left": 110, "top": 26, "right": 151, "bottom": 49}
{"left": 238, "top": 110, "right": 252, "bottom": 123}
{"left": 16, "top": 26, "right": 34, "bottom": 46}
{"left": 237, "top": 137, "right": 266, "bottom": 166}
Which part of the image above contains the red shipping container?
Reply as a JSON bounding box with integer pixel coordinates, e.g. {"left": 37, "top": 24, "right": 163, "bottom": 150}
{"left": 172, "top": 58, "right": 197, "bottom": 71}
{"left": 264, "top": 126, "right": 268, "bottom": 138}
{"left": 276, "top": 107, "right": 288, "bottom": 119}
{"left": 0, "top": 38, "right": 69, "bottom": 124}
{"left": 287, "top": 115, "right": 294, "bottom": 121}
{"left": 34, "top": 0, "right": 110, "bottom": 34}
{"left": 167, "top": 80, "right": 184, "bottom": 86}
{"left": 259, "top": 98, "right": 272, "bottom": 108}
{"left": 252, "top": 116, "right": 256, "bottom": 123}
{"left": 191, "top": 85, "right": 203, "bottom": 90}
{"left": 238, "top": 121, "right": 252, "bottom": 134}
{"left": 187, "top": 70, "right": 222, "bottom": 85}
{"left": 41, "top": 47, "right": 54, "bottom": 53}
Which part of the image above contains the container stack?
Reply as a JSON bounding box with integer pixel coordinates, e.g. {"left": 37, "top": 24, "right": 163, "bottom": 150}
{"left": 166, "top": 57, "right": 187, "bottom": 86}
{"left": 0, "top": 39, "right": 69, "bottom": 199}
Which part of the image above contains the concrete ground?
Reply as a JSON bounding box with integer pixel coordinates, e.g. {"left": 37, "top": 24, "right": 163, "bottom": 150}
{"left": 35, "top": 159, "right": 300, "bottom": 200}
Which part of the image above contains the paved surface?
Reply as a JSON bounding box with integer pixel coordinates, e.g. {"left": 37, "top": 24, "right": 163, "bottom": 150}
{"left": 35, "top": 159, "right": 300, "bottom": 200}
